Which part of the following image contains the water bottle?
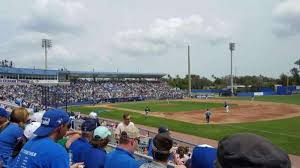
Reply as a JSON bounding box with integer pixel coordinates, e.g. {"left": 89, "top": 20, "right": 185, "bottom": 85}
{"left": 69, "top": 149, "right": 73, "bottom": 166}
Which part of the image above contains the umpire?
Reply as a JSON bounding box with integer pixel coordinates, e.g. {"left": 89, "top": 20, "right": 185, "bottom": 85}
{"left": 205, "top": 109, "right": 212, "bottom": 123}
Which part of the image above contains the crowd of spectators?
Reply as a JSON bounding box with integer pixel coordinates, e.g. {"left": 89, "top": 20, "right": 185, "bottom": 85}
{"left": 0, "top": 80, "right": 183, "bottom": 109}
{"left": 0, "top": 106, "right": 294, "bottom": 168}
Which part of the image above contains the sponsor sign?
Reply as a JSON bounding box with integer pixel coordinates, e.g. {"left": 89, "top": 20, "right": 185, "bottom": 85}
{"left": 254, "top": 92, "right": 264, "bottom": 96}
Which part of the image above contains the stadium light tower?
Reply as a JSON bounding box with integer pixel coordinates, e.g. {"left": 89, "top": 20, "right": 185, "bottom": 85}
{"left": 42, "top": 39, "right": 52, "bottom": 70}
{"left": 229, "top": 42, "right": 235, "bottom": 96}
{"left": 188, "top": 45, "right": 191, "bottom": 98}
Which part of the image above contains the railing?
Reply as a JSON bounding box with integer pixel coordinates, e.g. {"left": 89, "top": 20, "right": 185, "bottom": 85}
{"left": 107, "top": 143, "right": 177, "bottom": 168}
{"left": 70, "top": 116, "right": 193, "bottom": 168}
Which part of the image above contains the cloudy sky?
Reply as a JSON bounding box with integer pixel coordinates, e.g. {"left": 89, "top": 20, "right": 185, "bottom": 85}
{"left": 0, "top": 0, "right": 299, "bottom": 78}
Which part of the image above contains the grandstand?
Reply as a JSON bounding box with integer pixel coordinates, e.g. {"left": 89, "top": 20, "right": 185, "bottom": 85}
{"left": 0, "top": 66, "right": 184, "bottom": 110}
{"left": 0, "top": 66, "right": 166, "bottom": 84}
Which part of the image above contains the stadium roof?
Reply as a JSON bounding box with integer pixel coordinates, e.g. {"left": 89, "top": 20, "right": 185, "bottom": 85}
{"left": 60, "top": 70, "right": 166, "bottom": 79}
{"left": 0, "top": 66, "right": 58, "bottom": 76}
{"left": 0, "top": 67, "right": 166, "bottom": 79}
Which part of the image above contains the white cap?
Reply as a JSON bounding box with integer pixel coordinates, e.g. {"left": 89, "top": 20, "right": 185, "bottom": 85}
{"left": 89, "top": 112, "right": 97, "bottom": 119}
{"left": 30, "top": 111, "right": 45, "bottom": 122}
{"left": 24, "top": 122, "right": 41, "bottom": 139}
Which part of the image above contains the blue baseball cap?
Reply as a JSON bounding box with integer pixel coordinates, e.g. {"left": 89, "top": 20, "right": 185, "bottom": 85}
{"left": 81, "top": 119, "right": 97, "bottom": 132}
{"left": 0, "top": 108, "right": 9, "bottom": 118}
{"left": 34, "top": 109, "right": 70, "bottom": 137}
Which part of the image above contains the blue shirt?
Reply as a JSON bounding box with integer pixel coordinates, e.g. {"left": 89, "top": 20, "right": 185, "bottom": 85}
{"left": 82, "top": 147, "right": 106, "bottom": 168}
{"left": 11, "top": 137, "right": 69, "bottom": 168}
{"left": 191, "top": 145, "right": 217, "bottom": 168}
{"left": 69, "top": 137, "right": 92, "bottom": 163}
{"left": 0, "top": 123, "right": 23, "bottom": 165}
{"left": 104, "top": 147, "right": 139, "bottom": 168}
{"left": 147, "top": 138, "right": 153, "bottom": 156}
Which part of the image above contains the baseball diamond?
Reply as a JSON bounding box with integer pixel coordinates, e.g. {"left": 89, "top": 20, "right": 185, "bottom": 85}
{"left": 70, "top": 95, "right": 300, "bottom": 156}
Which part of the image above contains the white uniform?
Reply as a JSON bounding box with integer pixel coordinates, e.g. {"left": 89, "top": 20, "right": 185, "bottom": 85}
{"left": 225, "top": 105, "right": 229, "bottom": 113}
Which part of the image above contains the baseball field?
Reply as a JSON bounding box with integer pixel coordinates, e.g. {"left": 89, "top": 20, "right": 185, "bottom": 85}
{"left": 69, "top": 95, "right": 300, "bottom": 155}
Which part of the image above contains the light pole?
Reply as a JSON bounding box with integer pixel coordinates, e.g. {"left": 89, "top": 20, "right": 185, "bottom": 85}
{"left": 42, "top": 39, "right": 52, "bottom": 70}
{"left": 229, "top": 42, "right": 235, "bottom": 96}
{"left": 188, "top": 45, "right": 191, "bottom": 98}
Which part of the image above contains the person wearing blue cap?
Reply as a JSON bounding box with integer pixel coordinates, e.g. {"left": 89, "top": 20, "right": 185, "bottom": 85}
{"left": 69, "top": 119, "right": 97, "bottom": 163}
{"left": 0, "top": 108, "right": 9, "bottom": 133}
{"left": 82, "top": 126, "right": 111, "bottom": 168}
{"left": 0, "top": 107, "right": 29, "bottom": 167}
{"left": 11, "top": 109, "right": 83, "bottom": 168}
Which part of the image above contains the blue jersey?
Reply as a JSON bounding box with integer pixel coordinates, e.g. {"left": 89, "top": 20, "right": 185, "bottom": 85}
{"left": 0, "top": 123, "right": 23, "bottom": 165}
{"left": 82, "top": 147, "right": 106, "bottom": 168}
{"left": 104, "top": 147, "right": 139, "bottom": 168}
{"left": 69, "top": 137, "right": 92, "bottom": 163}
{"left": 11, "top": 137, "right": 69, "bottom": 168}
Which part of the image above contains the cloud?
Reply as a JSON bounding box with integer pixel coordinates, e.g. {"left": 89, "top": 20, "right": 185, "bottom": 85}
{"left": 22, "top": 0, "right": 87, "bottom": 35}
{"left": 112, "top": 15, "right": 231, "bottom": 57}
{"left": 0, "top": 31, "right": 97, "bottom": 69}
{"left": 273, "top": 0, "right": 300, "bottom": 37}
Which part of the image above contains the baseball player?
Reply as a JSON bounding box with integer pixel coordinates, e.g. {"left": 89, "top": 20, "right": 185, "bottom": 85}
{"left": 144, "top": 106, "right": 150, "bottom": 118}
{"left": 224, "top": 101, "right": 229, "bottom": 113}
{"left": 251, "top": 95, "right": 255, "bottom": 102}
{"left": 204, "top": 109, "right": 212, "bottom": 123}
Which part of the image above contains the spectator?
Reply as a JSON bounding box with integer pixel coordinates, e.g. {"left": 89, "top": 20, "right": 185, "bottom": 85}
{"left": 0, "top": 107, "right": 29, "bottom": 166}
{"left": 0, "top": 108, "right": 9, "bottom": 133}
{"left": 215, "top": 133, "right": 291, "bottom": 168}
{"left": 147, "top": 126, "right": 170, "bottom": 157}
{"left": 89, "top": 112, "right": 97, "bottom": 119}
{"left": 12, "top": 121, "right": 41, "bottom": 156}
{"left": 105, "top": 126, "right": 140, "bottom": 168}
{"left": 174, "top": 146, "right": 189, "bottom": 165}
{"left": 115, "top": 113, "right": 135, "bottom": 141}
{"left": 11, "top": 109, "right": 82, "bottom": 168}
{"left": 0, "top": 80, "right": 183, "bottom": 108}
{"left": 191, "top": 144, "right": 216, "bottom": 168}
{"left": 140, "top": 133, "right": 173, "bottom": 168}
{"left": 82, "top": 126, "right": 111, "bottom": 168}
{"left": 69, "top": 119, "right": 97, "bottom": 163}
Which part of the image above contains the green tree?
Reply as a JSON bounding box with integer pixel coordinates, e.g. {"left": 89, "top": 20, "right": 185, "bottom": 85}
{"left": 290, "top": 67, "right": 300, "bottom": 85}
{"left": 295, "top": 59, "right": 300, "bottom": 70}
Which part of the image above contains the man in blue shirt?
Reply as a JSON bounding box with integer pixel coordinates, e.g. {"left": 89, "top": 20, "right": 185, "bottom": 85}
{"left": 82, "top": 126, "right": 111, "bottom": 168}
{"left": 69, "top": 119, "right": 97, "bottom": 163}
{"left": 0, "top": 108, "right": 28, "bottom": 167}
{"left": 11, "top": 109, "right": 73, "bottom": 168}
{"left": 0, "top": 108, "right": 9, "bottom": 132}
{"left": 105, "top": 126, "right": 140, "bottom": 168}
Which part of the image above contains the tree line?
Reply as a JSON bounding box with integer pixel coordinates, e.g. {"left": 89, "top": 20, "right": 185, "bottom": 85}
{"left": 165, "top": 59, "right": 300, "bottom": 90}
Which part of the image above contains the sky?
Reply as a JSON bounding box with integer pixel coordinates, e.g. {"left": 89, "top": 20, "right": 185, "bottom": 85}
{"left": 0, "top": 0, "right": 300, "bottom": 78}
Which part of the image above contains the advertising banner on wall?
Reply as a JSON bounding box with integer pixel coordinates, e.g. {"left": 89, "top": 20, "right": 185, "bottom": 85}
{"left": 254, "top": 92, "right": 264, "bottom": 96}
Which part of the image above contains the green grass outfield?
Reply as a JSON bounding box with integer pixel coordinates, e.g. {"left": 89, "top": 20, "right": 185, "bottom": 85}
{"left": 70, "top": 106, "right": 300, "bottom": 155}
{"left": 227, "top": 95, "right": 300, "bottom": 105}
{"left": 112, "top": 100, "right": 224, "bottom": 112}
